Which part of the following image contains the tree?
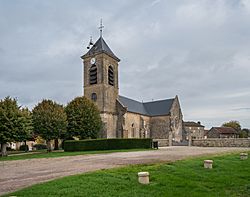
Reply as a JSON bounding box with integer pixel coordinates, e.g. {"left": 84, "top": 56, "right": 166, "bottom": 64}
{"left": 16, "top": 108, "right": 33, "bottom": 152}
{"left": 32, "top": 99, "right": 67, "bottom": 152}
{"left": 240, "top": 128, "right": 249, "bottom": 138}
{"left": 0, "top": 97, "right": 21, "bottom": 156}
{"left": 222, "top": 120, "right": 241, "bottom": 132}
{"left": 65, "top": 96, "right": 102, "bottom": 139}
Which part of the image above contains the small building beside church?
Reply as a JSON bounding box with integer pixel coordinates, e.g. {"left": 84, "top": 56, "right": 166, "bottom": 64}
{"left": 81, "top": 33, "right": 184, "bottom": 142}
{"left": 184, "top": 121, "right": 205, "bottom": 139}
{"left": 206, "top": 127, "right": 239, "bottom": 138}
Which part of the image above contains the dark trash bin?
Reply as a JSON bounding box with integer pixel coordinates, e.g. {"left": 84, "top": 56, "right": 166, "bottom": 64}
{"left": 152, "top": 141, "right": 158, "bottom": 149}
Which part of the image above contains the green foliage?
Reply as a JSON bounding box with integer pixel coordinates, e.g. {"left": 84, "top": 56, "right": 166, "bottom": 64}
{"left": 0, "top": 97, "right": 33, "bottom": 156}
{"left": 64, "top": 138, "right": 152, "bottom": 151}
{"left": 222, "top": 120, "right": 241, "bottom": 131}
{"left": 0, "top": 96, "right": 21, "bottom": 144}
{"left": 65, "top": 96, "right": 102, "bottom": 139}
{"left": 35, "top": 136, "right": 45, "bottom": 144}
{"left": 19, "top": 144, "right": 29, "bottom": 151}
{"left": 32, "top": 99, "right": 68, "bottom": 141}
{"left": 239, "top": 128, "right": 249, "bottom": 138}
{"left": 17, "top": 107, "right": 33, "bottom": 142}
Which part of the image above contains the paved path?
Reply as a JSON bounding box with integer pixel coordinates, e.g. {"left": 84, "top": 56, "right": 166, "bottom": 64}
{"left": 0, "top": 146, "right": 249, "bottom": 195}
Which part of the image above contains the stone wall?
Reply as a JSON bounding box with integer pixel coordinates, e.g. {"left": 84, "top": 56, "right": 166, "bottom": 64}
{"left": 150, "top": 116, "right": 170, "bottom": 139}
{"left": 123, "top": 112, "right": 150, "bottom": 138}
{"left": 184, "top": 126, "right": 204, "bottom": 140}
{"left": 169, "top": 96, "right": 183, "bottom": 142}
{"left": 153, "top": 139, "right": 169, "bottom": 147}
{"left": 192, "top": 138, "right": 250, "bottom": 147}
{"left": 100, "top": 113, "right": 118, "bottom": 138}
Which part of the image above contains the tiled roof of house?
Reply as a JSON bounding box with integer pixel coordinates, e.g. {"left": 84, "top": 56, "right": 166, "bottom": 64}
{"left": 204, "top": 129, "right": 209, "bottom": 136}
{"left": 81, "top": 36, "right": 120, "bottom": 61}
{"left": 212, "top": 127, "right": 238, "bottom": 134}
{"left": 118, "top": 95, "right": 175, "bottom": 116}
{"left": 184, "top": 121, "right": 205, "bottom": 127}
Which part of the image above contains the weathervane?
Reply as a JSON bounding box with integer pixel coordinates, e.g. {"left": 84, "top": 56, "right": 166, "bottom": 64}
{"left": 98, "top": 19, "right": 104, "bottom": 37}
{"left": 87, "top": 36, "right": 93, "bottom": 49}
{"left": 86, "top": 19, "right": 104, "bottom": 50}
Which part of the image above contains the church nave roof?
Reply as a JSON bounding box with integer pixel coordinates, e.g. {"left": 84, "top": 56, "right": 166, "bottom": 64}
{"left": 118, "top": 95, "right": 175, "bottom": 116}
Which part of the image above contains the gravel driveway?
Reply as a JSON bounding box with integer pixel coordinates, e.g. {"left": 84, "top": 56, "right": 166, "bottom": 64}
{"left": 0, "top": 146, "right": 249, "bottom": 196}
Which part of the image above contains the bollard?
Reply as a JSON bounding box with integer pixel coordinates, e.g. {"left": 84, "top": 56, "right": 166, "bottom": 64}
{"left": 138, "top": 172, "right": 149, "bottom": 184}
{"left": 204, "top": 160, "right": 213, "bottom": 169}
{"left": 240, "top": 153, "right": 248, "bottom": 160}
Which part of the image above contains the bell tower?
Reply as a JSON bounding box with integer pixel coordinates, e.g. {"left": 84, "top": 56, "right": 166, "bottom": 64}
{"left": 81, "top": 23, "right": 120, "bottom": 138}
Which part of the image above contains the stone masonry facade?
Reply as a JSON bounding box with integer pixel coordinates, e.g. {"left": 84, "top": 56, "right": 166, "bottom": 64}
{"left": 192, "top": 139, "right": 250, "bottom": 147}
{"left": 118, "top": 96, "right": 183, "bottom": 140}
{"left": 81, "top": 35, "right": 184, "bottom": 141}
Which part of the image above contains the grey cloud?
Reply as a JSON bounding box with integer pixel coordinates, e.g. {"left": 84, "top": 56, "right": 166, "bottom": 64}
{"left": 0, "top": 0, "right": 249, "bottom": 128}
{"left": 232, "top": 108, "right": 250, "bottom": 111}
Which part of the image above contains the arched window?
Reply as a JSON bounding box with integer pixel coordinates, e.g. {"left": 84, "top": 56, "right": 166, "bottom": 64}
{"left": 131, "top": 123, "right": 135, "bottom": 138}
{"left": 91, "top": 93, "right": 97, "bottom": 102}
{"left": 89, "top": 65, "right": 97, "bottom": 85}
{"left": 108, "top": 66, "right": 114, "bottom": 86}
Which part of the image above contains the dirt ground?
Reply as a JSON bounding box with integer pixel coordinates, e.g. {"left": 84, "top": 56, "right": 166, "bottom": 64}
{"left": 0, "top": 146, "right": 249, "bottom": 196}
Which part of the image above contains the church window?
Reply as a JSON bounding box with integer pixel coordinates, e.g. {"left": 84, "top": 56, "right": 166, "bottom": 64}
{"left": 91, "top": 93, "right": 97, "bottom": 102}
{"left": 89, "top": 65, "right": 97, "bottom": 85}
{"left": 108, "top": 66, "right": 114, "bottom": 86}
{"left": 131, "top": 123, "right": 135, "bottom": 138}
{"left": 132, "top": 128, "right": 135, "bottom": 138}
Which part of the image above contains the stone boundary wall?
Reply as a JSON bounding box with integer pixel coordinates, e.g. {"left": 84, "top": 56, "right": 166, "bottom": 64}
{"left": 192, "top": 138, "right": 250, "bottom": 147}
{"left": 153, "top": 139, "right": 169, "bottom": 147}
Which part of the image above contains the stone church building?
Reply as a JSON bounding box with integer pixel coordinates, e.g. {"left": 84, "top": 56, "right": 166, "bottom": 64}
{"left": 81, "top": 35, "right": 184, "bottom": 142}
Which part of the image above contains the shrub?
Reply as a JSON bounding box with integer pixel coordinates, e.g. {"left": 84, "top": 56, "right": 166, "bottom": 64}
{"left": 33, "top": 143, "right": 47, "bottom": 150}
{"left": 6, "top": 147, "right": 14, "bottom": 151}
{"left": 64, "top": 138, "right": 152, "bottom": 152}
{"left": 19, "top": 144, "right": 29, "bottom": 151}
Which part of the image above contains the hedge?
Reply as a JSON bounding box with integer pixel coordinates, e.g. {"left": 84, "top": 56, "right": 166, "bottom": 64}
{"left": 63, "top": 138, "right": 152, "bottom": 152}
{"left": 33, "top": 144, "right": 47, "bottom": 150}
{"left": 19, "top": 144, "right": 29, "bottom": 151}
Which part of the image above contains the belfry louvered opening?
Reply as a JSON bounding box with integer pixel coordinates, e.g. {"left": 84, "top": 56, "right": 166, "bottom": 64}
{"left": 108, "top": 66, "right": 114, "bottom": 86}
{"left": 89, "top": 65, "right": 97, "bottom": 85}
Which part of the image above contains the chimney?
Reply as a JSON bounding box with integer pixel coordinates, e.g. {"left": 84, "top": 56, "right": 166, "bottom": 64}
{"left": 197, "top": 121, "right": 201, "bottom": 125}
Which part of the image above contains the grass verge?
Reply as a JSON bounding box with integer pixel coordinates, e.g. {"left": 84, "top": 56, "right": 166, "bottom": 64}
{"left": 4, "top": 152, "right": 250, "bottom": 197}
{"left": 0, "top": 148, "right": 153, "bottom": 161}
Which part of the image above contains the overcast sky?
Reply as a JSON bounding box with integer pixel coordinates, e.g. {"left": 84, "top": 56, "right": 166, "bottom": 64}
{"left": 0, "top": 0, "right": 250, "bottom": 129}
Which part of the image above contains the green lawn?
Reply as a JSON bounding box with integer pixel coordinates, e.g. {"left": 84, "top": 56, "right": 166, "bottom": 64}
{"left": 0, "top": 148, "right": 153, "bottom": 161}
{"left": 4, "top": 152, "right": 250, "bottom": 197}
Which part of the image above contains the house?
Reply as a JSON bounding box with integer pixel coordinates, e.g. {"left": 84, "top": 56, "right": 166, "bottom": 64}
{"left": 204, "top": 129, "right": 209, "bottom": 139}
{"left": 184, "top": 121, "right": 205, "bottom": 139}
{"left": 207, "top": 127, "right": 239, "bottom": 138}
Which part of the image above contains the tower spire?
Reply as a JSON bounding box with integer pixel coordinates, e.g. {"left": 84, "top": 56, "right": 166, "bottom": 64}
{"left": 98, "top": 19, "right": 104, "bottom": 37}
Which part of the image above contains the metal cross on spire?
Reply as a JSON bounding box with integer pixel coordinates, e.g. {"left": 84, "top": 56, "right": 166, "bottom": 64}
{"left": 98, "top": 19, "right": 104, "bottom": 37}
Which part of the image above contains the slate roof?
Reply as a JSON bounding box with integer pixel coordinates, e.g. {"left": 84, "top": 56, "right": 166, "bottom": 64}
{"left": 211, "top": 127, "right": 238, "bottom": 134}
{"left": 184, "top": 121, "right": 205, "bottom": 127}
{"left": 118, "top": 95, "right": 175, "bottom": 116}
{"left": 81, "top": 36, "right": 120, "bottom": 61}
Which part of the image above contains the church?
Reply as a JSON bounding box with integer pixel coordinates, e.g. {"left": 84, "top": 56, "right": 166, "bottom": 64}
{"left": 81, "top": 29, "right": 184, "bottom": 143}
